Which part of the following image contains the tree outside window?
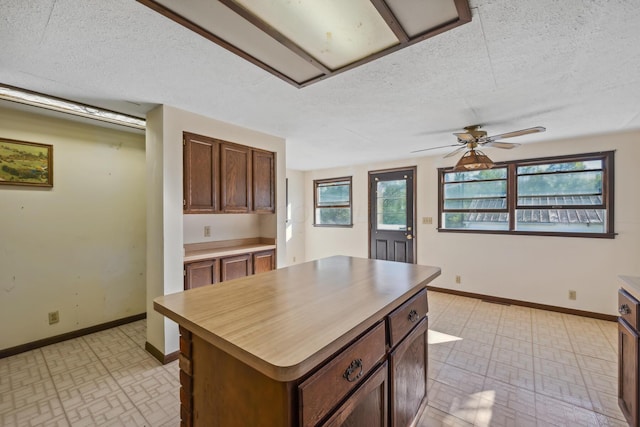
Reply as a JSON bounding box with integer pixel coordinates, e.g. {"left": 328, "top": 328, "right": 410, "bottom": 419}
{"left": 314, "top": 177, "right": 352, "bottom": 227}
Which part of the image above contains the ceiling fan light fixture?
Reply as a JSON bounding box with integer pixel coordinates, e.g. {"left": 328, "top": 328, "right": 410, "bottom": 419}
{"left": 453, "top": 149, "right": 495, "bottom": 171}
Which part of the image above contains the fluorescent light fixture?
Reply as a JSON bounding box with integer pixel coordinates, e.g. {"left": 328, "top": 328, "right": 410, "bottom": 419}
{"left": 137, "top": 0, "right": 471, "bottom": 87}
{"left": 0, "top": 84, "right": 146, "bottom": 130}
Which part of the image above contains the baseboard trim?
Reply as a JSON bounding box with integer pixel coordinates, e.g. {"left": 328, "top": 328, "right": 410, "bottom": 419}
{"left": 0, "top": 313, "right": 147, "bottom": 359}
{"left": 427, "top": 286, "right": 617, "bottom": 322}
{"left": 145, "top": 341, "right": 180, "bottom": 365}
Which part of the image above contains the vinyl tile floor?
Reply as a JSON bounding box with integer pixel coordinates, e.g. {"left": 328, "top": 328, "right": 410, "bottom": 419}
{"left": 0, "top": 291, "right": 625, "bottom": 426}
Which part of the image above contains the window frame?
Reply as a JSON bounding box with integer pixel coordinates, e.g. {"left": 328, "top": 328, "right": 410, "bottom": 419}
{"left": 313, "top": 176, "right": 353, "bottom": 228}
{"left": 437, "top": 151, "right": 615, "bottom": 238}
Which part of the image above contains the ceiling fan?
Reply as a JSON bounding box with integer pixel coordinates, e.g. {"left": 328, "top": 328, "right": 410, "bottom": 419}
{"left": 412, "top": 125, "right": 546, "bottom": 170}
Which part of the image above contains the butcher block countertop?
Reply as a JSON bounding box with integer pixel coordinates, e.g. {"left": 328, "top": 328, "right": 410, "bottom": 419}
{"left": 154, "top": 255, "right": 440, "bottom": 382}
{"left": 183, "top": 237, "right": 276, "bottom": 262}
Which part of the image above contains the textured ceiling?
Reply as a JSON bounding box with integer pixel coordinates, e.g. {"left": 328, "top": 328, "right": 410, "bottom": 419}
{"left": 1, "top": 0, "right": 639, "bottom": 170}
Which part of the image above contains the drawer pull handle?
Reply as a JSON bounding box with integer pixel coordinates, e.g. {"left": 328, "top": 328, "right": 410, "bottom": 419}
{"left": 619, "top": 304, "right": 632, "bottom": 315}
{"left": 343, "top": 359, "right": 363, "bottom": 382}
{"left": 408, "top": 309, "right": 419, "bottom": 323}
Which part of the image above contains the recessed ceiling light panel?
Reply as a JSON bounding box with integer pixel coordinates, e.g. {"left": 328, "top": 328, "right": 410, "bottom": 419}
{"left": 138, "top": 0, "right": 471, "bottom": 87}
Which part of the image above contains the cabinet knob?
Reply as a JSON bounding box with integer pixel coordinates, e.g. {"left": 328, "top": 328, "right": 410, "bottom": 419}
{"left": 343, "top": 358, "right": 363, "bottom": 383}
{"left": 619, "top": 304, "right": 632, "bottom": 315}
{"left": 408, "top": 309, "right": 419, "bottom": 323}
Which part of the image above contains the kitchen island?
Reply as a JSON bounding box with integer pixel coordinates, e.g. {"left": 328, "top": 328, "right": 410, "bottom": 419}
{"left": 154, "top": 255, "right": 441, "bottom": 426}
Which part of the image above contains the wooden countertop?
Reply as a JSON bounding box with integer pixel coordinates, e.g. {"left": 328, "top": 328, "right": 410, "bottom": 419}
{"left": 155, "top": 255, "right": 440, "bottom": 382}
{"left": 620, "top": 275, "right": 640, "bottom": 301}
{"left": 183, "top": 237, "right": 276, "bottom": 262}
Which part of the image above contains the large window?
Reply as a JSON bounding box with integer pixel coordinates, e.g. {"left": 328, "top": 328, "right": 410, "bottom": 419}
{"left": 438, "top": 151, "right": 614, "bottom": 237}
{"left": 314, "top": 177, "right": 352, "bottom": 227}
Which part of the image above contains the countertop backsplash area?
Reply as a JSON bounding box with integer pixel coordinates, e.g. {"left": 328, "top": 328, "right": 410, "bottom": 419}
{"left": 183, "top": 212, "right": 276, "bottom": 244}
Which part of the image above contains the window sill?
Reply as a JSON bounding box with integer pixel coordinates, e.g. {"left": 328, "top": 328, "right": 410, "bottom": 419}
{"left": 436, "top": 228, "right": 616, "bottom": 239}
{"left": 313, "top": 224, "right": 354, "bottom": 228}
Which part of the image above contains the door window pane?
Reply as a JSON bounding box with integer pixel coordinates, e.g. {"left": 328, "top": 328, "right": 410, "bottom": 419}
{"left": 376, "top": 179, "right": 406, "bottom": 230}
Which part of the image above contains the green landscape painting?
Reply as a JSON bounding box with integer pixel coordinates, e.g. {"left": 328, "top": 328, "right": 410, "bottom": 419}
{"left": 0, "top": 138, "right": 52, "bottom": 187}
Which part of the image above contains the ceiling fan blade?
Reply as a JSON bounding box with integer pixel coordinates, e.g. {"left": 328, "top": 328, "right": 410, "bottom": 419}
{"left": 410, "top": 143, "right": 461, "bottom": 154}
{"left": 483, "top": 126, "right": 546, "bottom": 142}
{"left": 453, "top": 132, "right": 475, "bottom": 142}
{"left": 483, "top": 141, "right": 521, "bottom": 149}
{"left": 443, "top": 145, "right": 467, "bottom": 158}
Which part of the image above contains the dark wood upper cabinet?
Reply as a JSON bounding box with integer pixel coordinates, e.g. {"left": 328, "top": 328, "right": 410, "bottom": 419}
{"left": 183, "top": 132, "right": 275, "bottom": 214}
{"left": 221, "top": 142, "right": 252, "bottom": 213}
{"left": 183, "top": 133, "right": 219, "bottom": 213}
{"left": 252, "top": 150, "right": 275, "bottom": 213}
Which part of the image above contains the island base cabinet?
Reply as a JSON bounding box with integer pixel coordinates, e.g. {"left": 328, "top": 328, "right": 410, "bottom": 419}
{"left": 389, "top": 317, "right": 428, "bottom": 427}
{"left": 322, "top": 362, "right": 388, "bottom": 427}
{"left": 190, "top": 333, "right": 296, "bottom": 427}
{"left": 619, "top": 318, "right": 639, "bottom": 427}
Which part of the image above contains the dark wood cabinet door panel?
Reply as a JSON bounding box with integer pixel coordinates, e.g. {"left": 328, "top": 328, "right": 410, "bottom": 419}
{"left": 253, "top": 149, "right": 275, "bottom": 213}
{"left": 221, "top": 143, "right": 252, "bottom": 213}
{"left": 220, "top": 253, "right": 252, "bottom": 281}
{"left": 253, "top": 250, "right": 275, "bottom": 274}
{"left": 388, "top": 288, "right": 427, "bottom": 348}
{"left": 184, "top": 259, "right": 219, "bottom": 290}
{"left": 389, "top": 317, "right": 427, "bottom": 427}
{"left": 619, "top": 319, "right": 639, "bottom": 427}
{"left": 183, "top": 132, "right": 219, "bottom": 213}
{"left": 322, "top": 362, "right": 388, "bottom": 427}
{"left": 299, "top": 322, "right": 386, "bottom": 427}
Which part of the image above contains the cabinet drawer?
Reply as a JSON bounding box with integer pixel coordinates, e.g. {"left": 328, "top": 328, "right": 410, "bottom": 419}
{"left": 388, "top": 289, "right": 427, "bottom": 348}
{"left": 299, "top": 322, "right": 386, "bottom": 427}
{"left": 619, "top": 289, "right": 640, "bottom": 330}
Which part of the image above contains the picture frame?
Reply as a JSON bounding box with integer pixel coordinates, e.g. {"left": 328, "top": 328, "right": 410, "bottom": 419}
{"left": 0, "top": 138, "right": 53, "bottom": 187}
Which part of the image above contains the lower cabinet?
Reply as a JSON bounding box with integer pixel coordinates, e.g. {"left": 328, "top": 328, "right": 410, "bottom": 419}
{"left": 618, "top": 288, "right": 640, "bottom": 426}
{"left": 389, "top": 318, "right": 428, "bottom": 427}
{"left": 184, "top": 249, "right": 275, "bottom": 289}
{"left": 253, "top": 250, "right": 275, "bottom": 274}
{"left": 220, "top": 253, "right": 252, "bottom": 282}
{"left": 323, "top": 362, "right": 388, "bottom": 427}
{"left": 184, "top": 259, "right": 219, "bottom": 289}
{"left": 619, "top": 319, "right": 639, "bottom": 426}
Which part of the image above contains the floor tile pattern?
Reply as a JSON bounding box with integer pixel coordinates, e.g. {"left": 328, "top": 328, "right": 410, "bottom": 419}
{"left": 1, "top": 321, "right": 179, "bottom": 427}
{"left": 0, "top": 292, "right": 624, "bottom": 426}
{"left": 420, "top": 292, "right": 624, "bottom": 426}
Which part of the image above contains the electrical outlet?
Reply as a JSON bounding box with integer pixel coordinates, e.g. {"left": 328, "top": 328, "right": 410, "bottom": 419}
{"left": 204, "top": 226, "right": 211, "bottom": 237}
{"left": 422, "top": 217, "right": 433, "bottom": 225}
{"left": 568, "top": 290, "right": 577, "bottom": 300}
{"left": 48, "top": 311, "right": 59, "bottom": 325}
{"left": 455, "top": 275, "right": 461, "bottom": 284}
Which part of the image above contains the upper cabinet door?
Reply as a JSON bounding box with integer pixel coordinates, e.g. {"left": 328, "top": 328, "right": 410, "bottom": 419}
{"left": 221, "top": 143, "right": 252, "bottom": 213}
{"left": 252, "top": 150, "right": 275, "bottom": 213}
{"left": 184, "top": 132, "right": 219, "bottom": 213}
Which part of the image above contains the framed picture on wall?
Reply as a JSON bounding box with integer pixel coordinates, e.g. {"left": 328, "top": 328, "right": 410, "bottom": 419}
{"left": 0, "top": 138, "right": 53, "bottom": 187}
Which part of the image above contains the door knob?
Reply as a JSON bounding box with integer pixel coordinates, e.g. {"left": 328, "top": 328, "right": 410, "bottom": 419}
{"left": 406, "top": 235, "right": 413, "bottom": 240}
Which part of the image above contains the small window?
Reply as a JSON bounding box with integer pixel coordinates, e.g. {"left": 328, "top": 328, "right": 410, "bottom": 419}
{"left": 314, "top": 177, "right": 352, "bottom": 227}
{"left": 438, "top": 151, "right": 614, "bottom": 238}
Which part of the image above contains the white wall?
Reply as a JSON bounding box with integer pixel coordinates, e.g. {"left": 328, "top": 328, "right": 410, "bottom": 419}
{"left": 297, "top": 130, "right": 640, "bottom": 316}
{"left": 285, "top": 169, "right": 306, "bottom": 264}
{"left": 146, "top": 105, "right": 286, "bottom": 356}
{"left": 0, "top": 106, "right": 146, "bottom": 350}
